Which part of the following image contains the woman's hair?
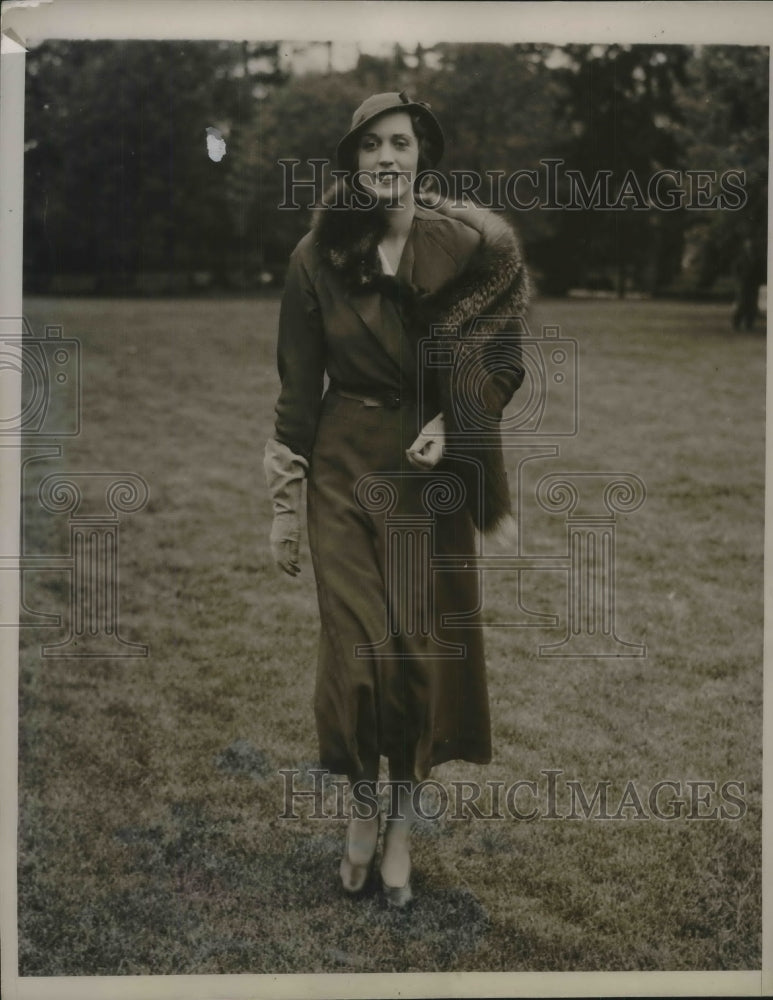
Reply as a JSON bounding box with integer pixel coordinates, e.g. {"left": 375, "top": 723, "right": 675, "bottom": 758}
{"left": 408, "top": 110, "right": 435, "bottom": 175}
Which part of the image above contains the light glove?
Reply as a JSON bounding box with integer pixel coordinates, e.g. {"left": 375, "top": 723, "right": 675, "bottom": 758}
{"left": 263, "top": 437, "right": 309, "bottom": 576}
{"left": 406, "top": 412, "right": 445, "bottom": 470}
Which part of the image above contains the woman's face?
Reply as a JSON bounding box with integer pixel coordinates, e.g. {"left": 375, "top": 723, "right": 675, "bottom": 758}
{"left": 355, "top": 110, "right": 419, "bottom": 205}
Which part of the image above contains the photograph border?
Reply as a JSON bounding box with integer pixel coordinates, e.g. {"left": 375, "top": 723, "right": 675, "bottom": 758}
{"left": 0, "top": 2, "right": 770, "bottom": 998}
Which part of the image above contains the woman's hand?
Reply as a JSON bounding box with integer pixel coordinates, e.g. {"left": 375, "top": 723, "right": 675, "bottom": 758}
{"left": 406, "top": 412, "right": 445, "bottom": 470}
{"left": 270, "top": 513, "right": 301, "bottom": 576}
{"left": 264, "top": 437, "right": 308, "bottom": 577}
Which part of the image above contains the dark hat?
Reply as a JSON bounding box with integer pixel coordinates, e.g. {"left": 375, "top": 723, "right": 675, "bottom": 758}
{"left": 336, "top": 90, "right": 444, "bottom": 172}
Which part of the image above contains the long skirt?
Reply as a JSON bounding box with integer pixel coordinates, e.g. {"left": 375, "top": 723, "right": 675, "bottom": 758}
{"left": 306, "top": 390, "right": 491, "bottom": 782}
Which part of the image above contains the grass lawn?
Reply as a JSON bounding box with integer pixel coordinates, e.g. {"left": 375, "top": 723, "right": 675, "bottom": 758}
{"left": 16, "top": 294, "right": 763, "bottom": 974}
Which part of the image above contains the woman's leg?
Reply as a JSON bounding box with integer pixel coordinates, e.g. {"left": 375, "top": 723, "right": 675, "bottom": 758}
{"left": 380, "top": 760, "right": 415, "bottom": 904}
{"left": 340, "top": 753, "right": 380, "bottom": 893}
{"left": 346, "top": 754, "right": 380, "bottom": 863}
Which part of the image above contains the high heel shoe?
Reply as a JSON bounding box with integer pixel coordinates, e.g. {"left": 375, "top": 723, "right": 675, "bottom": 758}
{"left": 339, "top": 821, "right": 377, "bottom": 894}
{"left": 381, "top": 865, "right": 413, "bottom": 908}
{"left": 380, "top": 825, "right": 413, "bottom": 907}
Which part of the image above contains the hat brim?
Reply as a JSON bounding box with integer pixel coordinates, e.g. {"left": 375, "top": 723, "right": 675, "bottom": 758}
{"left": 336, "top": 101, "right": 444, "bottom": 173}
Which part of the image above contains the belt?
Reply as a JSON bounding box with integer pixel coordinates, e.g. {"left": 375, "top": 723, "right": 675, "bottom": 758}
{"left": 330, "top": 385, "right": 409, "bottom": 410}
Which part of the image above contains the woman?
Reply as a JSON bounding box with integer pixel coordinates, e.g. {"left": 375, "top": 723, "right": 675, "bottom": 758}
{"left": 264, "top": 91, "right": 529, "bottom": 906}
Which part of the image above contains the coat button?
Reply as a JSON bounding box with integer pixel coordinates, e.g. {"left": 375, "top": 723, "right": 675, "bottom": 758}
{"left": 384, "top": 391, "right": 402, "bottom": 409}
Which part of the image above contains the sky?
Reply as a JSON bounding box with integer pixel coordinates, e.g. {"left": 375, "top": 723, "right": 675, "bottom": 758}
{"left": 277, "top": 39, "right": 444, "bottom": 75}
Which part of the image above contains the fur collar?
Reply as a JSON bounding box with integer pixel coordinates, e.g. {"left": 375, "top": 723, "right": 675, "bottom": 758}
{"left": 312, "top": 182, "right": 531, "bottom": 330}
{"left": 413, "top": 197, "right": 531, "bottom": 332}
{"left": 312, "top": 183, "right": 392, "bottom": 292}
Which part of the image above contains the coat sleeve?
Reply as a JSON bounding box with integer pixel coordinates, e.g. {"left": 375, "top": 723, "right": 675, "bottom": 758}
{"left": 273, "top": 241, "right": 327, "bottom": 463}
{"left": 473, "top": 318, "right": 527, "bottom": 419}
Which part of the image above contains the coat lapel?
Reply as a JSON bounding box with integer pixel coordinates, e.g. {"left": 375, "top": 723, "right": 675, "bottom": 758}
{"left": 346, "top": 287, "right": 381, "bottom": 342}
{"left": 396, "top": 233, "right": 415, "bottom": 283}
{"left": 315, "top": 202, "right": 462, "bottom": 370}
{"left": 338, "top": 229, "right": 417, "bottom": 371}
{"left": 345, "top": 287, "right": 405, "bottom": 371}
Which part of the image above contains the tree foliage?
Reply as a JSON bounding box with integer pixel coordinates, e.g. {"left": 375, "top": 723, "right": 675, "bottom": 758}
{"left": 22, "top": 40, "right": 768, "bottom": 297}
{"left": 675, "top": 45, "right": 768, "bottom": 289}
{"left": 532, "top": 44, "right": 690, "bottom": 295}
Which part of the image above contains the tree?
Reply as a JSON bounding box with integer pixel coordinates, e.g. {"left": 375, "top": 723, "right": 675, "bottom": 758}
{"left": 221, "top": 41, "right": 288, "bottom": 285}
{"left": 676, "top": 45, "right": 768, "bottom": 292}
{"left": 24, "top": 40, "right": 250, "bottom": 291}
{"left": 538, "top": 44, "right": 690, "bottom": 296}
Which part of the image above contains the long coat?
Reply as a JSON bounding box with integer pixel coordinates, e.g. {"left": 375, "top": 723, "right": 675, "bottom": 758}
{"left": 273, "top": 195, "right": 529, "bottom": 781}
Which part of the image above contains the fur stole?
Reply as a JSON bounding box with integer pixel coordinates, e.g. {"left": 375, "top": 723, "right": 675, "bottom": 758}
{"left": 312, "top": 183, "right": 531, "bottom": 534}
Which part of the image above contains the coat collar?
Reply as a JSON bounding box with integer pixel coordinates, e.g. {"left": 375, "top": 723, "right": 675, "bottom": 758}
{"left": 312, "top": 189, "right": 422, "bottom": 363}
{"left": 312, "top": 185, "right": 493, "bottom": 294}
{"left": 311, "top": 182, "right": 530, "bottom": 353}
